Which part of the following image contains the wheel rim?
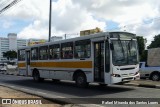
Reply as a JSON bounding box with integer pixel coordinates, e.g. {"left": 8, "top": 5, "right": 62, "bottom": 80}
{"left": 152, "top": 74, "right": 159, "bottom": 81}
{"left": 34, "top": 72, "right": 39, "bottom": 81}
{"left": 77, "top": 76, "right": 84, "bottom": 85}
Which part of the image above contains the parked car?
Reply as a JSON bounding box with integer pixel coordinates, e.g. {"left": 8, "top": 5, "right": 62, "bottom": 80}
{"left": 139, "top": 62, "right": 160, "bottom": 81}
{"left": 0, "top": 63, "right": 7, "bottom": 72}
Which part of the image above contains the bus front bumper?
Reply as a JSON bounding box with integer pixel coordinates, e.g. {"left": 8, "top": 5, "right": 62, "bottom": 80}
{"left": 111, "top": 73, "right": 140, "bottom": 84}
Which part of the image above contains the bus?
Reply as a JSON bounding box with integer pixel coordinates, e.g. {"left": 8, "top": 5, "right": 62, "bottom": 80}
{"left": 18, "top": 31, "right": 140, "bottom": 87}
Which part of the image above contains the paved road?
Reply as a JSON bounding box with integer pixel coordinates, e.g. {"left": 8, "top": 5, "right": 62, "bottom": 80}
{"left": 0, "top": 73, "right": 160, "bottom": 105}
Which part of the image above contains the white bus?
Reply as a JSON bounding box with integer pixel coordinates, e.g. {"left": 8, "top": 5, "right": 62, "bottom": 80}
{"left": 18, "top": 31, "right": 139, "bottom": 87}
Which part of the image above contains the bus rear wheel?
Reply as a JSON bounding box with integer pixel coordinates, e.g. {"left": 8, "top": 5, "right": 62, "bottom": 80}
{"left": 52, "top": 79, "right": 60, "bottom": 82}
{"left": 75, "top": 72, "right": 88, "bottom": 87}
{"left": 33, "top": 70, "right": 44, "bottom": 82}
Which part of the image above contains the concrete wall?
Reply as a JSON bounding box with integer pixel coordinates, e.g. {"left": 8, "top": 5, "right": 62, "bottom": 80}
{"left": 147, "top": 48, "right": 160, "bottom": 66}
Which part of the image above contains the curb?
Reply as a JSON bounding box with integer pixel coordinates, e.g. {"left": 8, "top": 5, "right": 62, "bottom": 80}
{"left": 0, "top": 83, "right": 68, "bottom": 104}
{"left": 124, "top": 83, "right": 160, "bottom": 89}
{"left": 0, "top": 83, "right": 88, "bottom": 107}
{"left": 1, "top": 72, "right": 24, "bottom": 76}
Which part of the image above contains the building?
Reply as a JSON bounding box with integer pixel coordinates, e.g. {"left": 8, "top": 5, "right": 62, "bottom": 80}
{"left": 28, "top": 39, "right": 47, "bottom": 46}
{"left": 51, "top": 36, "right": 63, "bottom": 42}
{"left": 0, "top": 33, "right": 47, "bottom": 61}
{"left": 80, "top": 27, "right": 102, "bottom": 36}
{"left": 0, "top": 37, "right": 9, "bottom": 61}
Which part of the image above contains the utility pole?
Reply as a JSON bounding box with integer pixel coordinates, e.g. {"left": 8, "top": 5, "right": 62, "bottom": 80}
{"left": 48, "top": 0, "right": 52, "bottom": 42}
{"left": 64, "top": 34, "right": 66, "bottom": 39}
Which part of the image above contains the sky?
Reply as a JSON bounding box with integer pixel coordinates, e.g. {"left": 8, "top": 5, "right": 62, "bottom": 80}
{"left": 0, "top": 0, "right": 160, "bottom": 45}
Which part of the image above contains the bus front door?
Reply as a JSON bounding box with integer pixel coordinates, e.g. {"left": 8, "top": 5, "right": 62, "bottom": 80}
{"left": 94, "top": 41, "right": 104, "bottom": 82}
{"left": 26, "top": 51, "right": 31, "bottom": 76}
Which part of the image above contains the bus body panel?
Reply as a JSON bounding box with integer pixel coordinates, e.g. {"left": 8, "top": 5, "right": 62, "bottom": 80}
{"left": 17, "top": 31, "right": 139, "bottom": 85}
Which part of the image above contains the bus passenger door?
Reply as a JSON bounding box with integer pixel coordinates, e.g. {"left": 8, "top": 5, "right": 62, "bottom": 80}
{"left": 26, "top": 51, "right": 31, "bottom": 76}
{"left": 94, "top": 41, "right": 104, "bottom": 82}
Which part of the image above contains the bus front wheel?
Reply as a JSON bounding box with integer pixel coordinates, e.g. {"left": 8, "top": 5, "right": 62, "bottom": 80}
{"left": 75, "top": 72, "right": 88, "bottom": 87}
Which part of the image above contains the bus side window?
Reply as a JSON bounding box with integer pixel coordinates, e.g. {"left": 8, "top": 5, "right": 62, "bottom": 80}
{"left": 75, "top": 39, "right": 91, "bottom": 59}
{"left": 61, "top": 42, "right": 73, "bottom": 59}
{"left": 18, "top": 50, "right": 25, "bottom": 61}
{"left": 49, "top": 44, "right": 60, "bottom": 60}
{"left": 31, "top": 48, "right": 38, "bottom": 60}
{"left": 39, "top": 46, "right": 48, "bottom": 60}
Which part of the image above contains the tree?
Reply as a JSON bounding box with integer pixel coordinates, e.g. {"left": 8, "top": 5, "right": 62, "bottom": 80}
{"left": 3, "top": 50, "right": 17, "bottom": 60}
{"left": 148, "top": 34, "right": 160, "bottom": 48}
{"left": 136, "top": 36, "right": 146, "bottom": 61}
{"left": 140, "top": 50, "right": 148, "bottom": 62}
{"left": 136, "top": 36, "right": 145, "bottom": 56}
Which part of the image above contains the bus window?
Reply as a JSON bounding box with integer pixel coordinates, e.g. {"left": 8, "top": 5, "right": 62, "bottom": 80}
{"left": 75, "top": 39, "right": 91, "bottom": 58}
{"left": 61, "top": 42, "right": 73, "bottom": 59}
{"left": 39, "top": 46, "right": 48, "bottom": 60}
{"left": 31, "top": 47, "right": 38, "bottom": 60}
{"left": 49, "top": 44, "right": 60, "bottom": 59}
{"left": 18, "top": 50, "right": 25, "bottom": 61}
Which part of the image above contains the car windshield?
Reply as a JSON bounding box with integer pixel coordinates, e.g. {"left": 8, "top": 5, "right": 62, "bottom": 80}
{"left": 112, "top": 40, "right": 138, "bottom": 66}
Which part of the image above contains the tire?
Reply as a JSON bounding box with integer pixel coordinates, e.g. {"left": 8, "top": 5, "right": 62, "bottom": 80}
{"left": 99, "top": 83, "right": 107, "bottom": 87}
{"left": 115, "top": 82, "right": 124, "bottom": 85}
{"left": 33, "top": 70, "right": 44, "bottom": 82}
{"left": 151, "top": 73, "right": 160, "bottom": 81}
{"left": 75, "top": 72, "right": 88, "bottom": 87}
{"left": 52, "top": 79, "right": 60, "bottom": 82}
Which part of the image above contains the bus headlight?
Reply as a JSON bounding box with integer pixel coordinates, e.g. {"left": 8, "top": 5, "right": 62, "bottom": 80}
{"left": 135, "top": 72, "right": 139, "bottom": 75}
{"left": 111, "top": 74, "right": 121, "bottom": 77}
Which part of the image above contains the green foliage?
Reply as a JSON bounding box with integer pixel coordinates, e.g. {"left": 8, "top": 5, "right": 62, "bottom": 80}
{"left": 3, "top": 50, "right": 17, "bottom": 60}
{"left": 140, "top": 50, "right": 148, "bottom": 62}
{"left": 136, "top": 36, "right": 145, "bottom": 56}
{"left": 136, "top": 36, "right": 147, "bottom": 61}
{"left": 148, "top": 34, "right": 160, "bottom": 48}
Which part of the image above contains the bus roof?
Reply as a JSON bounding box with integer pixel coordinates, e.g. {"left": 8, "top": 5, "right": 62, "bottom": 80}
{"left": 18, "top": 31, "right": 135, "bottom": 50}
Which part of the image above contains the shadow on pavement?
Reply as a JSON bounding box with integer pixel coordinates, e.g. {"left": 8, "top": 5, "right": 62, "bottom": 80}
{"left": 1, "top": 77, "right": 135, "bottom": 97}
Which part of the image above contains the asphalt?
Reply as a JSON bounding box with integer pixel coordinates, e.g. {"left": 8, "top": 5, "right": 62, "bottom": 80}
{"left": 3, "top": 72, "right": 160, "bottom": 89}
{"left": 1, "top": 72, "right": 160, "bottom": 95}
{"left": 0, "top": 72, "right": 160, "bottom": 106}
{"left": 124, "top": 80, "right": 160, "bottom": 89}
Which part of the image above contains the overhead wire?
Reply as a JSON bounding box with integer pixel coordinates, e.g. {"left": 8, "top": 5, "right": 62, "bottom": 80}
{"left": 0, "top": 0, "right": 12, "bottom": 10}
{"left": 0, "top": 0, "right": 23, "bottom": 15}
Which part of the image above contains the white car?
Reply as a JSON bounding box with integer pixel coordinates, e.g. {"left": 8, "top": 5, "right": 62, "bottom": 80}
{"left": 139, "top": 62, "right": 160, "bottom": 81}
{"left": 0, "top": 63, "right": 7, "bottom": 72}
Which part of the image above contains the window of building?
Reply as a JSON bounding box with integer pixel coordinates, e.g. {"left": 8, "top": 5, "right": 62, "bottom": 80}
{"left": 75, "top": 39, "right": 91, "bottom": 58}
{"left": 61, "top": 42, "right": 73, "bottom": 59}
{"left": 31, "top": 47, "right": 38, "bottom": 60}
{"left": 18, "top": 50, "right": 25, "bottom": 61}
{"left": 39, "top": 46, "right": 48, "bottom": 60}
{"left": 49, "top": 44, "right": 60, "bottom": 59}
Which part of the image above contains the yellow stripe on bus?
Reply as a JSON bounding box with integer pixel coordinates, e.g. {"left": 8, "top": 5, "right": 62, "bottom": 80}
{"left": 18, "top": 61, "right": 92, "bottom": 68}
{"left": 18, "top": 63, "right": 25, "bottom": 68}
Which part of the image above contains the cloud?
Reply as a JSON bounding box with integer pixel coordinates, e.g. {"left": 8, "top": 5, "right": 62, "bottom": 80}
{"left": 1, "top": 0, "right": 160, "bottom": 46}
{"left": 17, "top": 0, "right": 106, "bottom": 39}
{"left": 18, "top": 20, "right": 48, "bottom": 39}
{"left": 52, "top": 0, "right": 106, "bottom": 33}
{"left": 1, "top": 20, "right": 14, "bottom": 29}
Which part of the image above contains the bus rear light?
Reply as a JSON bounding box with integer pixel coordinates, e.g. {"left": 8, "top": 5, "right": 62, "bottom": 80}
{"left": 111, "top": 74, "right": 121, "bottom": 77}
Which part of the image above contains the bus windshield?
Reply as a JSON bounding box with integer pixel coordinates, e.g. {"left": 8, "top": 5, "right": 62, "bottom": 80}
{"left": 112, "top": 40, "right": 138, "bottom": 66}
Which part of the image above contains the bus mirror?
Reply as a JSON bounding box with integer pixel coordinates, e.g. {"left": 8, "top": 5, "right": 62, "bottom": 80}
{"left": 110, "top": 43, "right": 114, "bottom": 50}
